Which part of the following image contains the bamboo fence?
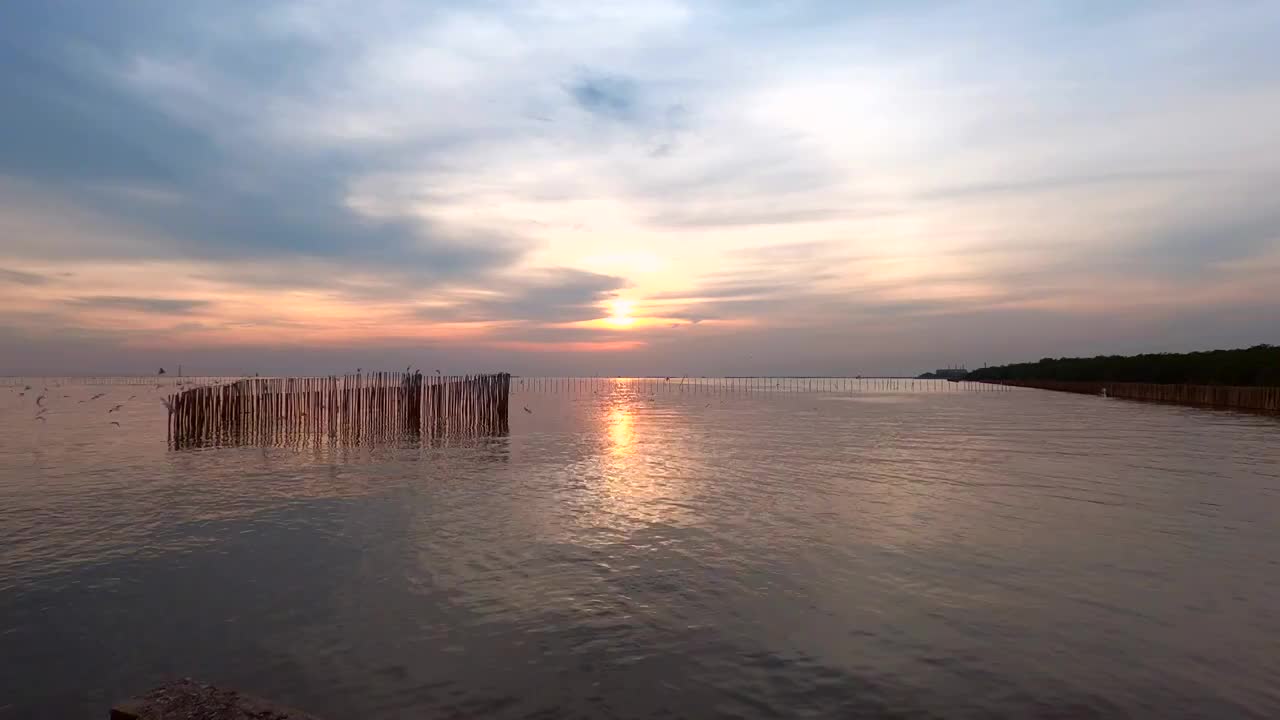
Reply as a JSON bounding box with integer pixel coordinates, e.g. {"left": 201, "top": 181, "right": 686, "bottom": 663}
{"left": 990, "top": 380, "right": 1280, "bottom": 412}
{"left": 167, "top": 372, "right": 510, "bottom": 448}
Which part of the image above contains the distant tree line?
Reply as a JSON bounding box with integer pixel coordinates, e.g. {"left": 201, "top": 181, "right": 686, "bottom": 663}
{"left": 966, "top": 345, "right": 1280, "bottom": 386}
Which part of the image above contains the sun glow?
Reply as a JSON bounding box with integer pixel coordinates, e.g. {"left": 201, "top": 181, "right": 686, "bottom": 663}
{"left": 607, "top": 299, "right": 635, "bottom": 328}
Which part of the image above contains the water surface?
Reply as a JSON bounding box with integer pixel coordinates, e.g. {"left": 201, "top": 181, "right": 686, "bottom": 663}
{"left": 1, "top": 379, "right": 1278, "bottom": 718}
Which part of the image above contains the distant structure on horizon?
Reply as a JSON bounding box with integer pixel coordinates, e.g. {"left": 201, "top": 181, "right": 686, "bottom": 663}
{"left": 917, "top": 366, "right": 968, "bottom": 380}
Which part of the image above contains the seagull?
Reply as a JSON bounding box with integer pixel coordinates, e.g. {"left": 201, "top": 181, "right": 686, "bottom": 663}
{"left": 36, "top": 407, "right": 48, "bottom": 416}
{"left": 158, "top": 368, "right": 166, "bottom": 375}
{"left": 435, "top": 369, "right": 441, "bottom": 374}
{"left": 110, "top": 421, "right": 121, "bottom": 427}
{"left": 89, "top": 393, "right": 105, "bottom": 401}
{"left": 34, "top": 416, "right": 46, "bottom": 422}
{"left": 23, "top": 385, "right": 31, "bottom": 391}
{"left": 523, "top": 406, "right": 533, "bottom": 414}
{"left": 36, "top": 394, "right": 46, "bottom": 407}
{"left": 108, "top": 404, "right": 123, "bottom": 413}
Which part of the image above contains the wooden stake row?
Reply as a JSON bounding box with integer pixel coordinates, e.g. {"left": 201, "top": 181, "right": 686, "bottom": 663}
{"left": 511, "top": 377, "right": 1011, "bottom": 394}
{"left": 167, "top": 372, "right": 510, "bottom": 449}
{"left": 994, "top": 379, "right": 1280, "bottom": 412}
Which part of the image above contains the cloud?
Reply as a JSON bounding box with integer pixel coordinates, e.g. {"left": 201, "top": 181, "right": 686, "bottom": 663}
{"left": 1, "top": 3, "right": 527, "bottom": 289}
{"left": 0, "top": 268, "right": 50, "bottom": 286}
{"left": 645, "top": 206, "right": 845, "bottom": 229}
{"left": 568, "top": 72, "right": 639, "bottom": 120}
{"left": 914, "top": 170, "right": 1212, "bottom": 201}
{"left": 67, "top": 296, "right": 208, "bottom": 314}
{"left": 415, "top": 269, "right": 627, "bottom": 324}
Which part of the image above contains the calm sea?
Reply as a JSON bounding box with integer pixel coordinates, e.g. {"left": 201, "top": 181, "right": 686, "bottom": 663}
{"left": 1, "top": 378, "right": 1278, "bottom": 718}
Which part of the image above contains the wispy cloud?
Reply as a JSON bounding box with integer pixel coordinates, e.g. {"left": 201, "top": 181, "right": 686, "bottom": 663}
{"left": 0, "top": 268, "right": 50, "bottom": 286}
{"left": 415, "top": 269, "right": 627, "bottom": 325}
{"left": 67, "top": 296, "right": 208, "bottom": 314}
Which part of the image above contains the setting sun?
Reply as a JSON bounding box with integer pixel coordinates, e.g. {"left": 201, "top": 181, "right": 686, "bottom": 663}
{"left": 607, "top": 299, "right": 635, "bottom": 328}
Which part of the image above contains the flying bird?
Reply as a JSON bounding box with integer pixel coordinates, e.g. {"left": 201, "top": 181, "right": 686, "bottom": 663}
{"left": 435, "top": 369, "right": 441, "bottom": 374}
{"left": 158, "top": 368, "right": 166, "bottom": 375}
{"left": 34, "top": 416, "right": 46, "bottom": 422}
{"left": 108, "top": 404, "right": 124, "bottom": 413}
{"left": 128, "top": 395, "right": 136, "bottom": 401}
{"left": 523, "top": 406, "right": 533, "bottom": 414}
{"left": 36, "top": 394, "right": 46, "bottom": 407}
{"left": 89, "top": 393, "right": 105, "bottom": 401}
{"left": 110, "top": 421, "right": 121, "bottom": 427}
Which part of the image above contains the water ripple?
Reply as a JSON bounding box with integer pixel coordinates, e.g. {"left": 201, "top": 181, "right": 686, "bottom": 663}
{"left": 0, "top": 381, "right": 1278, "bottom": 717}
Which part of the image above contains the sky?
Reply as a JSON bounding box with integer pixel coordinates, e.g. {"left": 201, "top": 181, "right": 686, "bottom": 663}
{"left": 2, "top": 1, "right": 1278, "bottom": 377}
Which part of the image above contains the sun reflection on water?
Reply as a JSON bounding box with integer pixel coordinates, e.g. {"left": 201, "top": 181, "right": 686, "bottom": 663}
{"left": 608, "top": 407, "right": 634, "bottom": 455}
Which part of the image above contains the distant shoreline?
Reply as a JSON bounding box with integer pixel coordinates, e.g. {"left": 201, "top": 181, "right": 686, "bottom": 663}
{"left": 967, "top": 345, "right": 1279, "bottom": 388}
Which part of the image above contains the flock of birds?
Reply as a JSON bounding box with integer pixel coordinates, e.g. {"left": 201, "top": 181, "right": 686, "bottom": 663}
{"left": 11, "top": 366, "right": 550, "bottom": 432}
{"left": 12, "top": 382, "right": 155, "bottom": 428}
{"left": 9, "top": 366, "right": 517, "bottom": 426}
{"left": 11, "top": 368, "right": 191, "bottom": 429}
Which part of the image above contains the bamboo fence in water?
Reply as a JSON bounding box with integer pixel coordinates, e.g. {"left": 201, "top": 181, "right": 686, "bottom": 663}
{"left": 167, "top": 372, "right": 510, "bottom": 448}
{"left": 990, "top": 380, "right": 1280, "bottom": 412}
